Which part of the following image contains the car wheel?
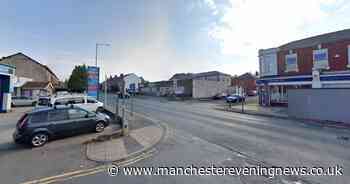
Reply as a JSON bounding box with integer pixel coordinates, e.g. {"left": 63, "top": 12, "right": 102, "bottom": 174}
{"left": 32, "top": 101, "right": 37, "bottom": 106}
{"left": 95, "top": 122, "right": 105, "bottom": 133}
{"left": 30, "top": 133, "right": 48, "bottom": 147}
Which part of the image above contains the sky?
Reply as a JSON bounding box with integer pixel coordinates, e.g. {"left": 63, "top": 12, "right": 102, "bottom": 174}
{"left": 0, "top": 0, "right": 349, "bottom": 81}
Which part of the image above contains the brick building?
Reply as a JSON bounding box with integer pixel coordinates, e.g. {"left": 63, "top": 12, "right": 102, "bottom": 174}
{"left": 0, "top": 53, "right": 60, "bottom": 97}
{"left": 257, "top": 29, "right": 350, "bottom": 106}
{"left": 231, "top": 73, "right": 257, "bottom": 95}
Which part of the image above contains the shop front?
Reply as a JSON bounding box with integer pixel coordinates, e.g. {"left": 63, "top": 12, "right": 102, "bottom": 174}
{"left": 0, "top": 64, "right": 15, "bottom": 112}
{"left": 257, "top": 72, "right": 350, "bottom": 106}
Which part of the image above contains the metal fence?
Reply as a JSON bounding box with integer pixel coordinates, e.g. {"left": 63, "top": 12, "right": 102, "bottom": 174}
{"left": 99, "top": 94, "right": 134, "bottom": 134}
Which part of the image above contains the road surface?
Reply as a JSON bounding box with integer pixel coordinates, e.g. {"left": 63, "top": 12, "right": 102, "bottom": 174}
{"left": 63, "top": 95, "right": 349, "bottom": 184}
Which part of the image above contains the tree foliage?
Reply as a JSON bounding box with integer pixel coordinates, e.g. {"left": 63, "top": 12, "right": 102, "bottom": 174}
{"left": 67, "top": 65, "right": 88, "bottom": 93}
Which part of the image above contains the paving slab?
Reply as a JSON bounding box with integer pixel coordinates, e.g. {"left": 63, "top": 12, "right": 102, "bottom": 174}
{"left": 86, "top": 116, "right": 164, "bottom": 162}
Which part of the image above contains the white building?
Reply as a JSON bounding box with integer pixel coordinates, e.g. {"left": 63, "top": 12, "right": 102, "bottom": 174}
{"left": 123, "top": 73, "right": 141, "bottom": 93}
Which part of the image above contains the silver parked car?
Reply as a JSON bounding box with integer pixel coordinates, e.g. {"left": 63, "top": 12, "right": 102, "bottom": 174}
{"left": 11, "top": 96, "right": 37, "bottom": 107}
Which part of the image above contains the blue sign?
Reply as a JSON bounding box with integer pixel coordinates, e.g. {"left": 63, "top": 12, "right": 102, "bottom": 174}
{"left": 286, "top": 56, "right": 296, "bottom": 65}
{"left": 314, "top": 52, "right": 327, "bottom": 61}
{"left": 87, "top": 66, "right": 99, "bottom": 98}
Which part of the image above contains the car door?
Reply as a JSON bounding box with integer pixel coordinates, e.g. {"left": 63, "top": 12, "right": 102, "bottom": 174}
{"left": 48, "top": 109, "right": 74, "bottom": 137}
{"left": 23, "top": 97, "right": 32, "bottom": 106}
{"left": 68, "top": 108, "right": 95, "bottom": 133}
{"left": 85, "top": 98, "right": 99, "bottom": 112}
{"left": 17, "top": 97, "right": 26, "bottom": 106}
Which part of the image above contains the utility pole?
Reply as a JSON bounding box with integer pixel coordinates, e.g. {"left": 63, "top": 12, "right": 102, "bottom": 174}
{"left": 95, "top": 43, "right": 110, "bottom": 67}
{"left": 104, "top": 74, "right": 108, "bottom": 106}
{"left": 94, "top": 43, "right": 110, "bottom": 102}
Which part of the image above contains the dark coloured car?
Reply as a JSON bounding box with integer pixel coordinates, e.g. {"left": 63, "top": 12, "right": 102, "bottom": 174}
{"left": 13, "top": 106, "right": 110, "bottom": 147}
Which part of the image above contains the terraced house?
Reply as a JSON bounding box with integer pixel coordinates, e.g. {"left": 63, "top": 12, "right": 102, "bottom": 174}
{"left": 257, "top": 29, "right": 350, "bottom": 106}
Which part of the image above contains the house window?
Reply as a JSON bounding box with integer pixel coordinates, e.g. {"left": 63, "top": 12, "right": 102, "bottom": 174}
{"left": 313, "top": 49, "right": 329, "bottom": 69}
{"left": 285, "top": 54, "right": 298, "bottom": 72}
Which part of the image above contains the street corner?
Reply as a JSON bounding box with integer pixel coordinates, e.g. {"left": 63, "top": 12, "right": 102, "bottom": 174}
{"left": 86, "top": 113, "right": 166, "bottom": 163}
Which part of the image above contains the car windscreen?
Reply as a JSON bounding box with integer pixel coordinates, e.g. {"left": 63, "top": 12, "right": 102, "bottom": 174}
{"left": 38, "top": 98, "right": 50, "bottom": 106}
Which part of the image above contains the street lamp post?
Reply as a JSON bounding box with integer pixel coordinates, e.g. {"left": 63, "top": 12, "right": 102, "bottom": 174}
{"left": 95, "top": 43, "right": 110, "bottom": 106}
{"left": 95, "top": 43, "right": 110, "bottom": 67}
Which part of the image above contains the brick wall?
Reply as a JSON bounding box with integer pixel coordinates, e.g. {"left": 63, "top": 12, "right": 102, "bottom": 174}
{"left": 0, "top": 54, "right": 59, "bottom": 83}
{"left": 277, "top": 39, "right": 350, "bottom": 76}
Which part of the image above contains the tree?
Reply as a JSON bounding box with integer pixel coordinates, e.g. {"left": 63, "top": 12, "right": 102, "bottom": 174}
{"left": 67, "top": 65, "right": 88, "bottom": 93}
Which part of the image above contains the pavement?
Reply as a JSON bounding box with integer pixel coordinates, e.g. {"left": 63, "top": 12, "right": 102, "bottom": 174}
{"left": 215, "top": 96, "right": 350, "bottom": 129}
{"left": 86, "top": 114, "right": 164, "bottom": 162}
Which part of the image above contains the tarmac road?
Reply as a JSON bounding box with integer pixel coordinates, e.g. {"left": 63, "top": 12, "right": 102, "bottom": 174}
{"left": 62, "top": 95, "right": 349, "bottom": 184}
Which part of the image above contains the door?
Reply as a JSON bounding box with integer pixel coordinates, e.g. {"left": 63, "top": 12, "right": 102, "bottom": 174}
{"left": 68, "top": 108, "right": 95, "bottom": 133}
{"left": 48, "top": 109, "right": 73, "bottom": 137}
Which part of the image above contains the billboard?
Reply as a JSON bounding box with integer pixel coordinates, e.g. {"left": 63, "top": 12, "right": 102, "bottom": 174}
{"left": 87, "top": 66, "right": 100, "bottom": 99}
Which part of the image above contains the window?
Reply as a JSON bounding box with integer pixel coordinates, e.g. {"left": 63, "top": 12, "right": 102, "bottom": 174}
{"left": 68, "top": 109, "right": 87, "bottom": 119}
{"left": 313, "top": 49, "right": 329, "bottom": 69}
{"left": 87, "top": 98, "right": 97, "bottom": 104}
{"left": 68, "top": 97, "right": 84, "bottom": 104}
{"left": 30, "top": 112, "right": 48, "bottom": 123}
{"left": 285, "top": 54, "right": 298, "bottom": 72}
{"left": 55, "top": 99, "right": 68, "bottom": 105}
{"left": 48, "top": 109, "right": 68, "bottom": 121}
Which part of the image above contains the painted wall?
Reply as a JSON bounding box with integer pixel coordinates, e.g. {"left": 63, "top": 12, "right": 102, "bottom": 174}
{"left": 192, "top": 80, "right": 228, "bottom": 98}
{"left": 124, "top": 74, "right": 141, "bottom": 93}
{"left": 259, "top": 48, "right": 278, "bottom": 77}
{"left": 288, "top": 88, "right": 350, "bottom": 123}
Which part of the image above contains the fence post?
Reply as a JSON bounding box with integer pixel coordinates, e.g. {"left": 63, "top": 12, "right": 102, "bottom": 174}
{"left": 116, "top": 97, "right": 119, "bottom": 116}
{"left": 122, "top": 98, "right": 129, "bottom": 136}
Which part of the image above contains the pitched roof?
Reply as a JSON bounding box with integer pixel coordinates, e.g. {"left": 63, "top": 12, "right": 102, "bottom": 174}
{"left": 21, "top": 81, "right": 52, "bottom": 89}
{"left": 279, "top": 28, "right": 350, "bottom": 50}
{"left": 237, "top": 73, "right": 256, "bottom": 80}
{"left": 0, "top": 52, "right": 59, "bottom": 81}
{"left": 169, "top": 73, "right": 194, "bottom": 80}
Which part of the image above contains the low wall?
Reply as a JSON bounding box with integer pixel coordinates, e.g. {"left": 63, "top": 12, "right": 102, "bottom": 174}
{"left": 288, "top": 89, "right": 350, "bottom": 123}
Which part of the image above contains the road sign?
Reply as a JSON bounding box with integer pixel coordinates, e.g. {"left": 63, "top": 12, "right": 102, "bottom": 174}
{"left": 87, "top": 66, "right": 100, "bottom": 98}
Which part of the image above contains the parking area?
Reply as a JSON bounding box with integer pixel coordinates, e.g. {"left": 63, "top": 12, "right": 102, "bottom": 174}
{"left": 0, "top": 106, "right": 122, "bottom": 183}
{"left": 0, "top": 107, "right": 32, "bottom": 150}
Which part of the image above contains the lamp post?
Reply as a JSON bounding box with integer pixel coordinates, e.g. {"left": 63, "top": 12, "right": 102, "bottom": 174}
{"left": 95, "top": 43, "right": 110, "bottom": 67}
{"left": 95, "top": 43, "right": 110, "bottom": 106}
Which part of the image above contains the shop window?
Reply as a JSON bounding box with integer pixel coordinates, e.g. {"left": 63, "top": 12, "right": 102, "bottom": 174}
{"left": 285, "top": 54, "right": 298, "bottom": 72}
{"left": 313, "top": 49, "right": 329, "bottom": 69}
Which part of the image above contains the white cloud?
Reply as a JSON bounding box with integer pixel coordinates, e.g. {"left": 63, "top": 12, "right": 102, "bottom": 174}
{"left": 208, "top": 0, "right": 347, "bottom": 75}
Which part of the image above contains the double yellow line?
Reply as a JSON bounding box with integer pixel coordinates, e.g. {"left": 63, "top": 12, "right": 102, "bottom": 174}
{"left": 21, "top": 149, "right": 155, "bottom": 184}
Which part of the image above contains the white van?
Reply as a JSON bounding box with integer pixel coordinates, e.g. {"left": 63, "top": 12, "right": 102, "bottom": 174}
{"left": 50, "top": 95, "right": 104, "bottom": 112}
